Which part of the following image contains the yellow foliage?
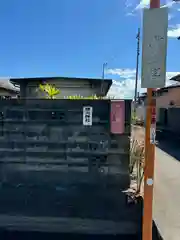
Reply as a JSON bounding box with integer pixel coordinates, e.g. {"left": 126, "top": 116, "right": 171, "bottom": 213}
{"left": 39, "top": 83, "right": 60, "bottom": 99}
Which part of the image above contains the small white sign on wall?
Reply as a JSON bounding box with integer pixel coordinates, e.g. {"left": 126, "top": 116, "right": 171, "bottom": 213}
{"left": 83, "top": 106, "right": 93, "bottom": 126}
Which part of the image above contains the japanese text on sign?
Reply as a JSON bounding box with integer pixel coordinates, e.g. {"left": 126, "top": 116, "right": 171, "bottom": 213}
{"left": 150, "top": 127, "right": 156, "bottom": 145}
{"left": 151, "top": 68, "right": 161, "bottom": 78}
{"left": 141, "top": 7, "right": 168, "bottom": 88}
{"left": 151, "top": 106, "right": 156, "bottom": 124}
{"left": 83, "top": 106, "right": 93, "bottom": 126}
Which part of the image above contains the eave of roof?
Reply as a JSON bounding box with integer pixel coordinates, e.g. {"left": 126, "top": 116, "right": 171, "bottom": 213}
{"left": 170, "top": 74, "right": 180, "bottom": 82}
{"left": 0, "top": 78, "right": 20, "bottom": 93}
{"left": 0, "top": 86, "right": 19, "bottom": 94}
{"left": 139, "top": 84, "right": 180, "bottom": 97}
{"left": 10, "top": 76, "right": 112, "bottom": 96}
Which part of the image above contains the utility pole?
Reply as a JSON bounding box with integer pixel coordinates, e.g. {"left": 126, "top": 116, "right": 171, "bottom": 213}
{"left": 102, "top": 62, "right": 107, "bottom": 79}
{"left": 101, "top": 62, "right": 107, "bottom": 95}
{"left": 142, "top": 0, "right": 160, "bottom": 240}
{"left": 134, "top": 28, "right": 140, "bottom": 113}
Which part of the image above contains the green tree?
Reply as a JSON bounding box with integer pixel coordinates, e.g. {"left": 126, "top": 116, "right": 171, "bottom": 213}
{"left": 39, "top": 83, "right": 60, "bottom": 99}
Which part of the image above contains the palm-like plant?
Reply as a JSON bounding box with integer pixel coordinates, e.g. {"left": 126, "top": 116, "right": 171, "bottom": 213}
{"left": 39, "top": 83, "right": 60, "bottom": 99}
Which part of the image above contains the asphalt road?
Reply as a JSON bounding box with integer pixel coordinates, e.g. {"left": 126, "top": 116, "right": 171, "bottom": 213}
{"left": 154, "top": 139, "right": 180, "bottom": 240}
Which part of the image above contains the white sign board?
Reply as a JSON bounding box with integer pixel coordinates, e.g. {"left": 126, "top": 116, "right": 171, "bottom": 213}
{"left": 141, "top": 7, "right": 168, "bottom": 88}
{"left": 83, "top": 106, "right": 93, "bottom": 126}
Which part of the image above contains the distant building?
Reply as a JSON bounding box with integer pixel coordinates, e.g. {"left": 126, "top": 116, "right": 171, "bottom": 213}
{"left": 136, "top": 83, "right": 180, "bottom": 122}
{"left": 10, "top": 76, "right": 112, "bottom": 99}
{"left": 0, "top": 79, "right": 19, "bottom": 98}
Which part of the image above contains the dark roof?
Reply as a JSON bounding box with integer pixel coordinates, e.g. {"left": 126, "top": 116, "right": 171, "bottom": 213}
{"left": 170, "top": 74, "right": 180, "bottom": 82}
{"left": 10, "top": 76, "right": 112, "bottom": 95}
{"left": 138, "top": 94, "right": 147, "bottom": 100}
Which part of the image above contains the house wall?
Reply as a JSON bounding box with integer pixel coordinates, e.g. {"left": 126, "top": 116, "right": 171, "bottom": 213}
{"left": 156, "top": 87, "right": 180, "bottom": 121}
{"left": 21, "top": 79, "right": 103, "bottom": 99}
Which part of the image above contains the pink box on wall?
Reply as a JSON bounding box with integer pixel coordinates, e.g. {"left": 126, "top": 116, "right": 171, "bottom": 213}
{"left": 110, "top": 100, "right": 125, "bottom": 134}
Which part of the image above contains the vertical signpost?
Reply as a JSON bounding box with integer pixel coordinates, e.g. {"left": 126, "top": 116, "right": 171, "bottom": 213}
{"left": 141, "top": 1, "right": 168, "bottom": 240}
{"left": 150, "top": 104, "right": 156, "bottom": 144}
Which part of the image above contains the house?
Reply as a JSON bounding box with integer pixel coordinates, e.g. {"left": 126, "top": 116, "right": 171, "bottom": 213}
{"left": 135, "top": 93, "right": 147, "bottom": 121}
{"left": 10, "top": 76, "right": 112, "bottom": 99}
{"left": 136, "top": 83, "right": 180, "bottom": 122}
{"left": 0, "top": 78, "right": 19, "bottom": 98}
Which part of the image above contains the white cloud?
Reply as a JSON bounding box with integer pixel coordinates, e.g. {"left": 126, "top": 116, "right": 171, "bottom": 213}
{"left": 168, "top": 13, "right": 174, "bottom": 20}
{"left": 106, "top": 68, "right": 136, "bottom": 79}
{"left": 126, "top": 12, "right": 136, "bottom": 16}
{"left": 107, "top": 68, "right": 180, "bottom": 99}
{"left": 126, "top": 0, "right": 180, "bottom": 37}
{"left": 168, "top": 24, "right": 180, "bottom": 37}
{"left": 106, "top": 68, "right": 138, "bottom": 99}
{"left": 135, "top": 0, "right": 175, "bottom": 10}
{"left": 135, "top": 0, "right": 149, "bottom": 10}
{"left": 107, "top": 78, "right": 137, "bottom": 99}
{"left": 125, "top": 0, "right": 133, "bottom": 8}
{"left": 161, "top": 0, "right": 175, "bottom": 8}
{"left": 128, "top": 0, "right": 178, "bottom": 21}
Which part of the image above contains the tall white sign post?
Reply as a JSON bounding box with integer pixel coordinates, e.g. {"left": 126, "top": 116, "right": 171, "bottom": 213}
{"left": 142, "top": 5, "right": 168, "bottom": 240}
{"left": 141, "top": 7, "right": 168, "bottom": 88}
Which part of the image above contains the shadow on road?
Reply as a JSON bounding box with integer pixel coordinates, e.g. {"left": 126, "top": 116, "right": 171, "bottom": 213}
{"left": 156, "top": 130, "right": 180, "bottom": 161}
{"left": 153, "top": 221, "right": 164, "bottom": 240}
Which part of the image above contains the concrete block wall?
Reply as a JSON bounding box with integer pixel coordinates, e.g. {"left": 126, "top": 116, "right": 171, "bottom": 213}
{"left": 0, "top": 99, "right": 133, "bottom": 223}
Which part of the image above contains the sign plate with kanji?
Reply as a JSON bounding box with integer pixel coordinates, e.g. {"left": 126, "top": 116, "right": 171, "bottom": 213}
{"left": 141, "top": 7, "right": 168, "bottom": 88}
{"left": 83, "top": 106, "right": 93, "bottom": 126}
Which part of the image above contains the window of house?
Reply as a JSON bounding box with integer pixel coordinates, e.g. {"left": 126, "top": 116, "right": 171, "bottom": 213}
{"left": 156, "top": 89, "right": 168, "bottom": 97}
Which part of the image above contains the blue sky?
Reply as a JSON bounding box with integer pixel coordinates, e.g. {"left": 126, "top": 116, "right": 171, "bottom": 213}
{"left": 0, "top": 0, "right": 180, "bottom": 98}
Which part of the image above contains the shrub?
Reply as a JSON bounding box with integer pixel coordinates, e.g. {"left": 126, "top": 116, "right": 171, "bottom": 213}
{"left": 39, "top": 83, "right": 60, "bottom": 99}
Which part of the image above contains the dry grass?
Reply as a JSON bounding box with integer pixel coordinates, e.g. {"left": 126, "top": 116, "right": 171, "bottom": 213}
{"left": 129, "top": 125, "right": 145, "bottom": 197}
{"left": 131, "top": 125, "right": 145, "bottom": 142}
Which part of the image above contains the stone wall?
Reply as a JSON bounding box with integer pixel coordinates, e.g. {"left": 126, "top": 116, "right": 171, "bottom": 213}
{"left": 0, "top": 99, "right": 142, "bottom": 235}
